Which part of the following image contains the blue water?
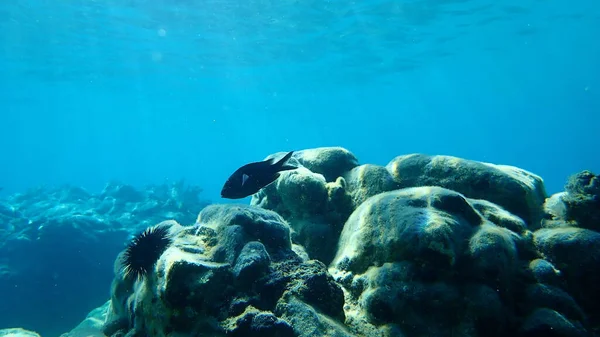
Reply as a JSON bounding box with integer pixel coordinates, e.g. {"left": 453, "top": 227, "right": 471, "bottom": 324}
{"left": 0, "top": 0, "right": 599, "bottom": 334}
{"left": 1, "top": 0, "right": 599, "bottom": 200}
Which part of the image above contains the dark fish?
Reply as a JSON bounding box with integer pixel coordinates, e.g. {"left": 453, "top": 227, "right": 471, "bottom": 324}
{"left": 221, "top": 151, "right": 297, "bottom": 199}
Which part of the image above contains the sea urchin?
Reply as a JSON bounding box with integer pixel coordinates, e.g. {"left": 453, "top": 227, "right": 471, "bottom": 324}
{"left": 122, "top": 225, "right": 172, "bottom": 280}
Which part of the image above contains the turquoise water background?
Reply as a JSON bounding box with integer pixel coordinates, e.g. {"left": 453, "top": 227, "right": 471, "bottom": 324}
{"left": 1, "top": 0, "right": 599, "bottom": 199}
{"left": 0, "top": 0, "right": 599, "bottom": 334}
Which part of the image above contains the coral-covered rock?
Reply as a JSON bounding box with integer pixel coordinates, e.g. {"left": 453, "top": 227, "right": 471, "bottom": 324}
{"left": 522, "top": 284, "right": 585, "bottom": 323}
{"left": 60, "top": 301, "right": 110, "bottom": 337}
{"left": 329, "top": 186, "right": 587, "bottom": 337}
{"left": 197, "top": 203, "right": 292, "bottom": 253}
{"left": 233, "top": 241, "right": 271, "bottom": 284}
{"left": 252, "top": 164, "right": 353, "bottom": 264}
{"left": 470, "top": 199, "right": 528, "bottom": 234}
{"left": 332, "top": 187, "right": 484, "bottom": 274}
{"left": 275, "top": 167, "right": 330, "bottom": 216}
{"left": 533, "top": 170, "right": 600, "bottom": 328}
{"left": 518, "top": 308, "right": 587, "bottom": 337}
{"left": 563, "top": 170, "right": 600, "bottom": 231}
{"left": 254, "top": 148, "right": 548, "bottom": 267}
{"left": 385, "top": 154, "right": 547, "bottom": 226}
{"left": 543, "top": 192, "right": 569, "bottom": 223}
{"left": 542, "top": 170, "right": 600, "bottom": 233}
{"left": 0, "top": 329, "right": 41, "bottom": 337}
{"left": 224, "top": 307, "right": 295, "bottom": 337}
{"left": 533, "top": 227, "right": 600, "bottom": 325}
{"left": 328, "top": 187, "right": 500, "bottom": 336}
{"left": 103, "top": 204, "right": 348, "bottom": 337}
{"left": 47, "top": 148, "right": 600, "bottom": 337}
{"left": 291, "top": 147, "right": 359, "bottom": 182}
{"left": 527, "top": 259, "right": 562, "bottom": 285}
{"left": 344, "top": 164, "right": 399, "bottom": 207}
{"left": 275, "top": 295, "right": 356, "bottom": 337}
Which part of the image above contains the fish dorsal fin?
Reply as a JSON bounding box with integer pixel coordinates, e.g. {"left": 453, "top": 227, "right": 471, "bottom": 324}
{"left": 273, "top": 151, "right": 294, "bottom": 168}
{"left": 242, "top": 173, "right": 249, "bottom": 186}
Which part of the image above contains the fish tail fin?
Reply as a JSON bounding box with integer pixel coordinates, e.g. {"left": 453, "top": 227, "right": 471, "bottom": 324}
{"left": 274, "top": 151, "right": 296, "bottom": 171}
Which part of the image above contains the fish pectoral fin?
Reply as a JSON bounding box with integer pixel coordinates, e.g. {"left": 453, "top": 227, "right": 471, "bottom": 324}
{"left": 265, "top": 173, "right": 280, "bottom": 187}
{"left": 242, "top": 173, "right": 250, "bottom": 186}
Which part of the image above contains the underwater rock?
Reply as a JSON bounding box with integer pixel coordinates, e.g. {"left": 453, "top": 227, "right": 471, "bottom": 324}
{"left": 252, "top": 164, "right": 354, "bottom": 264}
{"left": 47, "top": 148, "right": 600, "bottom": 337}
{"left": 469, "top": 198, "right": 529, "bottom": 234}
{"left": 253, "top": 148, "right": 548, "bottom": 266}
{"left": 251, "top": 148, "right": 359, "bottom": 264}
{"left": 290, "top": 147, "right": 359, "bottom": 182}
{"left": 223, "top": 307, "right": 295, "bottom": 337}
{"left": 275, "top": 167, "right": 330, "bottom": 216}
{"left": 328, "top": 186, "right": 591, "bottom": 337}
{"left": 328, "top": 187, "right": 492, "bottom": 336}
{"left": 522, "top": 283, "right": 585, "bottom": 323}
{"left": 518, "top": 308, "right": 588, "bottom": 337}
{"left": 197, "top": 203, "right": 292, "bottom": 253}
{"left": 542, "top": 170, "right": 600, "bottom": 232}
{"left": 386, "top": 153, "right": 547, "bottom": 226}
{"left": 102, "top": 204, "right": 350, "bottom": 337}
{"left": 266, "top": 259, "right": 345, "bottom": 321}
{"left": 543, "top": 191, "right": 569, "bottom": 223}
{"left": 534, "top": 171, "right": 600, "bottom": 328}
{"left": 59, "top": 301, "right": 110, "bottom": 337}
{"left": 0, "top": 181, "right": 210, "bottom": 336}
{"left": 560, "top": 170, "right": 599, "bottom": 231}
{"left": 533, "top": 226, "right": 600, "bottom": 326}
{"left": 275, "top": 295, "right": 356, "bottom": 337}
{"left": 0, "top": 328, "right": 41, "bottom": 337}
{"left": 331, "top": 187, "right": 484, "bottom": 275}
{"left": 343, "top": 164, "right": 400, "bottom": 208}
{"left": 527, "top": 258, "right": 562, "bottom": 285}
{"left": 233, "top": 241, "right": 271, "bottom": 285}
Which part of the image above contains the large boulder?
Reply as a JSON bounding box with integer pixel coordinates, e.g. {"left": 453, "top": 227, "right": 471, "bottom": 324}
{"left": 329, "top": 186, "right": 587, "bottom": 337}
{"left": 534, "top": 227, "right": 600, "bottom": 326}
{"left": 385, "top": 154, "right": 547, "bottom": 227}
{"left": 543, "top": 170, "right": 600, "bottom": 231}
{"left": 537, "top": 170, "right": 600, "bottom": 325}
{"left": 252, "top": 149, "right": 547, "bottom": 266}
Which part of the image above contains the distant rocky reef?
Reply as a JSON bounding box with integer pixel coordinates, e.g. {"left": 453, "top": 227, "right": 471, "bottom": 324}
{"left": 3, "top": 147, "right": 599, "bottom": 337}
{"left": 0, "top": 180, "right": 210, "bottom": 337}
